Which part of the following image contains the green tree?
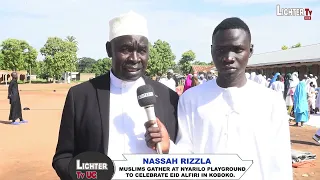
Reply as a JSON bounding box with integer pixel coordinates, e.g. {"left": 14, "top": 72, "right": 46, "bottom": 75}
{"left": 146, "top": 40, "right": 176, "bottom": 76}
{"left": 36, "top": 61, "right": 49, "bottom": 79}
{"left": 40, "top": 37, "right": 78, "bottom": 82}
{"left": 30, "top": 60, "right": 43, "bottom": 77}
{"left": 77, "top": 57, "right": 96, "bottom": 73}
{"left": 65, "top": 36, "right": 78, "bottom": 44}
{"left": 0, "top": 38, "right": 38, "bottom": 71}
{"left": 0, "top": 53, "right": 4, "bottom": 69}
{"left": 91, "top": 58, "right": 112, "bottom": 76}
{"left": 178, "top": 50, "right": 196, "bottom": 75}
{"left": 281, "top": 45, "right": 288, "bottom": 50}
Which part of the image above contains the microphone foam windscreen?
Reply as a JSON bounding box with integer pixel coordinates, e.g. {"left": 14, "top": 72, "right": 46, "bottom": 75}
{"left": 137, "top": 85, "right": 156, "bottom": 107}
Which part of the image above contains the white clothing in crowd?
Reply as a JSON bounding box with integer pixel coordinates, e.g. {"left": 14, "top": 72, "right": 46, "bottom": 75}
{"left": 308, "top": 86, "right": 316, "bottom": 110}
{"left": 159, "top": 77, "right": 176, "bottom": 91}
{"left": 67, "top": 74, "right": 71, "bottom": 84}
{"left": 310, "top": 74, "right": 318, "bottom": 88}
{"left": 266, "top": 78, "right": 271, "bottom": 87}
{"left": 290, "top": 72, "right": 299, "bottom": 88}
{"left": 249, "top": 72, "right": 256, "bottom": 81}
{"left": 245, "top": 72, "right": 250, "bottom": 79}
{"left": 199, "top": 74, "right": 207, "bottom": 84}
{"left": 271, "top": 81, "right": 284, "bottom": 94}
{"left": 254, "top": 74, "right": 267, "bottom": 86}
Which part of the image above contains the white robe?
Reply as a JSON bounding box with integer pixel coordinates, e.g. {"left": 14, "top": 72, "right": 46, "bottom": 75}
{"left": 67, "top": 76, "right": 71, "bottom": 84}
{"left": 199, "top": 78, "right": 206, "bottom": 84}
{"left": 108, "top": 71, "right": 176, "bottom": 160}
{"left": 253, "top": 74, "right": 267, "bottom": 86}
{"left": 159, "top": 78, "right": 176, "bottom": 91}
{"left": 308, "top": 87, "right": 316, "bottom": 109}
{"left": 170, "top": 79, "right": 293, "bottom": 180}
{"left": 249, "top": 72, "right": 256, "bottom": 81}
{"left": 311, "top": 77, "right": 318, "bottom": 88}
{"left": 271, "top": 81, "right": 285, "bottom": 99}
{"left": 245, "top": 73, "right": 250, "bottom": 79}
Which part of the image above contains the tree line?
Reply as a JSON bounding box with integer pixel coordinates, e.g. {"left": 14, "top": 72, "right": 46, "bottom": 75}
{"left": 0, "top": 36, "right": 211, "bottom": 81}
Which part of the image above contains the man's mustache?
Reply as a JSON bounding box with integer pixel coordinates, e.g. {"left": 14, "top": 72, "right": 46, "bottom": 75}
{"left": 123, "top": 62, "right": 143, "bottom": 69}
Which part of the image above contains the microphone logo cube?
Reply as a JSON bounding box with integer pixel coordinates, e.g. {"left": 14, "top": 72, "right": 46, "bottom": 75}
{"left": 137, "top": 92, "right": 154, "bottom": 100}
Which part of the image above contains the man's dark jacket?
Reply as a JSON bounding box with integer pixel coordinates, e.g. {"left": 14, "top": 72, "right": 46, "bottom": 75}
{"left": 52, "top": 72, "right": 179, "bottom": 180}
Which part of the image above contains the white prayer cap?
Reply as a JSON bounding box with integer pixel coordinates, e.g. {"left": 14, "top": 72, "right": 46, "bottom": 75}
{"left": 167, "top": 69, "right": 173, "bottom": 73}
{"left": 310, "top": 74, "right": 313, "bottom": 77}
{"left": 304, "top": 74, "right": 308, "bottom": 78}
{"left": 109, "top": 11, "right": 149, "bottom": 41}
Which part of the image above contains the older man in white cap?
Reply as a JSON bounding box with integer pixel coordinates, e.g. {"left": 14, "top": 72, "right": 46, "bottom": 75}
{"left": 198, "top": 74, "right": 206, "bottom": 84}
{"left": 52, "top": 11, "right": 179, "bottom": 180}
{"left": 309, "top": 74, "right": 318, "bottom": 88}
{"left": 159, "top": 69, "right": 176, "bottom": 91}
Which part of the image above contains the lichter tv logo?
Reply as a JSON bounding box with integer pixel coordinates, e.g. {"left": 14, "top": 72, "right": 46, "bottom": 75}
{"left": 68, "top": 151, "right": 115, "bottom": 180}
{"left": 276, "top": 4, "right": 312, "bottom": 20}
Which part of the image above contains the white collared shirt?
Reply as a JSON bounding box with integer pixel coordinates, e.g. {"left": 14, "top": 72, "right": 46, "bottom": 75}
{"left": 108, "top": 71, "right": 155, "bottom": 160}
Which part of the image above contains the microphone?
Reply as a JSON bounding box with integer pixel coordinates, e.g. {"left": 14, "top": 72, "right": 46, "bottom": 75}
{"left": 137, "top": 85, "right": 162, "bottom": 154}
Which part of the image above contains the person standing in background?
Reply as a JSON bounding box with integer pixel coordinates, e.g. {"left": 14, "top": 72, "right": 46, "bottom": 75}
{"left": 67, "top": 72, "right": 71, "bottom": 84}
{"left": 191, "top": 75, "right": 200, "bottom": 87}
{"left": 253, "top": 69, "right": 266, "bottom": 86}
{"left": 294, "top": 81, "right": 309, "bottom": 127}
{"left": 310, "top": 74, "right": 318, "bottom": 88}
{"left": 283, "top": 73, "right": 291, "bottom": 100}
{"left": 173, "top": 74, "right": 179, "bottom": 87}
{"left": 271, "top": 75, "right": 284, "bottom": 98}
{"left": 198, "top": 74, "right": 206, "bottom": 84}
{"left": 268, "top": 72, "right": 280, "bottom": 88}
{"left": 159, "top": 69, "right": 176, "bottom": 91}
{"left": 245, "top": 72, "right": 250, "bottom": 79}
{"left": 8, "top": 72, "right": 28, "bottom": 125}
{"left": 206, "top": 72, "right": 214, "bottom": 80}
{"left": 249, "top": 72, "right": 256, "bottom": 81}
{"left": 308, "top": 82, "right": 316, "bottom": 114}
{"left": 183, "top": 74, "right": 192, "bottom": 92}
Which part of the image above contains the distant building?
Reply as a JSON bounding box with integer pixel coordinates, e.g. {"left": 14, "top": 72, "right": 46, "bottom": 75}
{"left": 0, "top": 70, "right": 27, "bottom": 84}
{"left": 61, "top": 72, "right": 95, "bottom": 82}
{"left": 246, "top": 44, "right": 320, "bottom": 80}
{"left": 77, "top": 73, "right": 95, "bottom": 81}
{"left": 190, "top": 65, "right": 216, "bottom": 74}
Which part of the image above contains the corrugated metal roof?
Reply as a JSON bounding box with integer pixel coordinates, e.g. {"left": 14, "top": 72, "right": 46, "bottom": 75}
{"left": 247, "top": 43, "right": 320, "bottom": 67}
{"left": 191, "top": 65, "right": 215, "bottom": 73}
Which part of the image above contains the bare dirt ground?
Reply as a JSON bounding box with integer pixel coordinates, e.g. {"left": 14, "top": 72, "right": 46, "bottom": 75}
{"left": 0, "top": 83, "right": 319, "bottom": 180}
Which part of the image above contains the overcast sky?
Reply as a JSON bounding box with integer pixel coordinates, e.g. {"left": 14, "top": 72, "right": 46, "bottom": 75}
{"left": 0, "top": 0, "right": 319, "bottom": 63}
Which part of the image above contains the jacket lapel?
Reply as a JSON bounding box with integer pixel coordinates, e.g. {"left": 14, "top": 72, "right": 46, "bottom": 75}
{"left": 96, "top": 72, "right": 111, "bottom": 155}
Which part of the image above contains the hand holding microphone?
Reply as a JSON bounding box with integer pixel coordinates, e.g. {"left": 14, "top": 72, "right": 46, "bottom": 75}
{"left": 137, "top": 85, "right": 170, "bottom": 154}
